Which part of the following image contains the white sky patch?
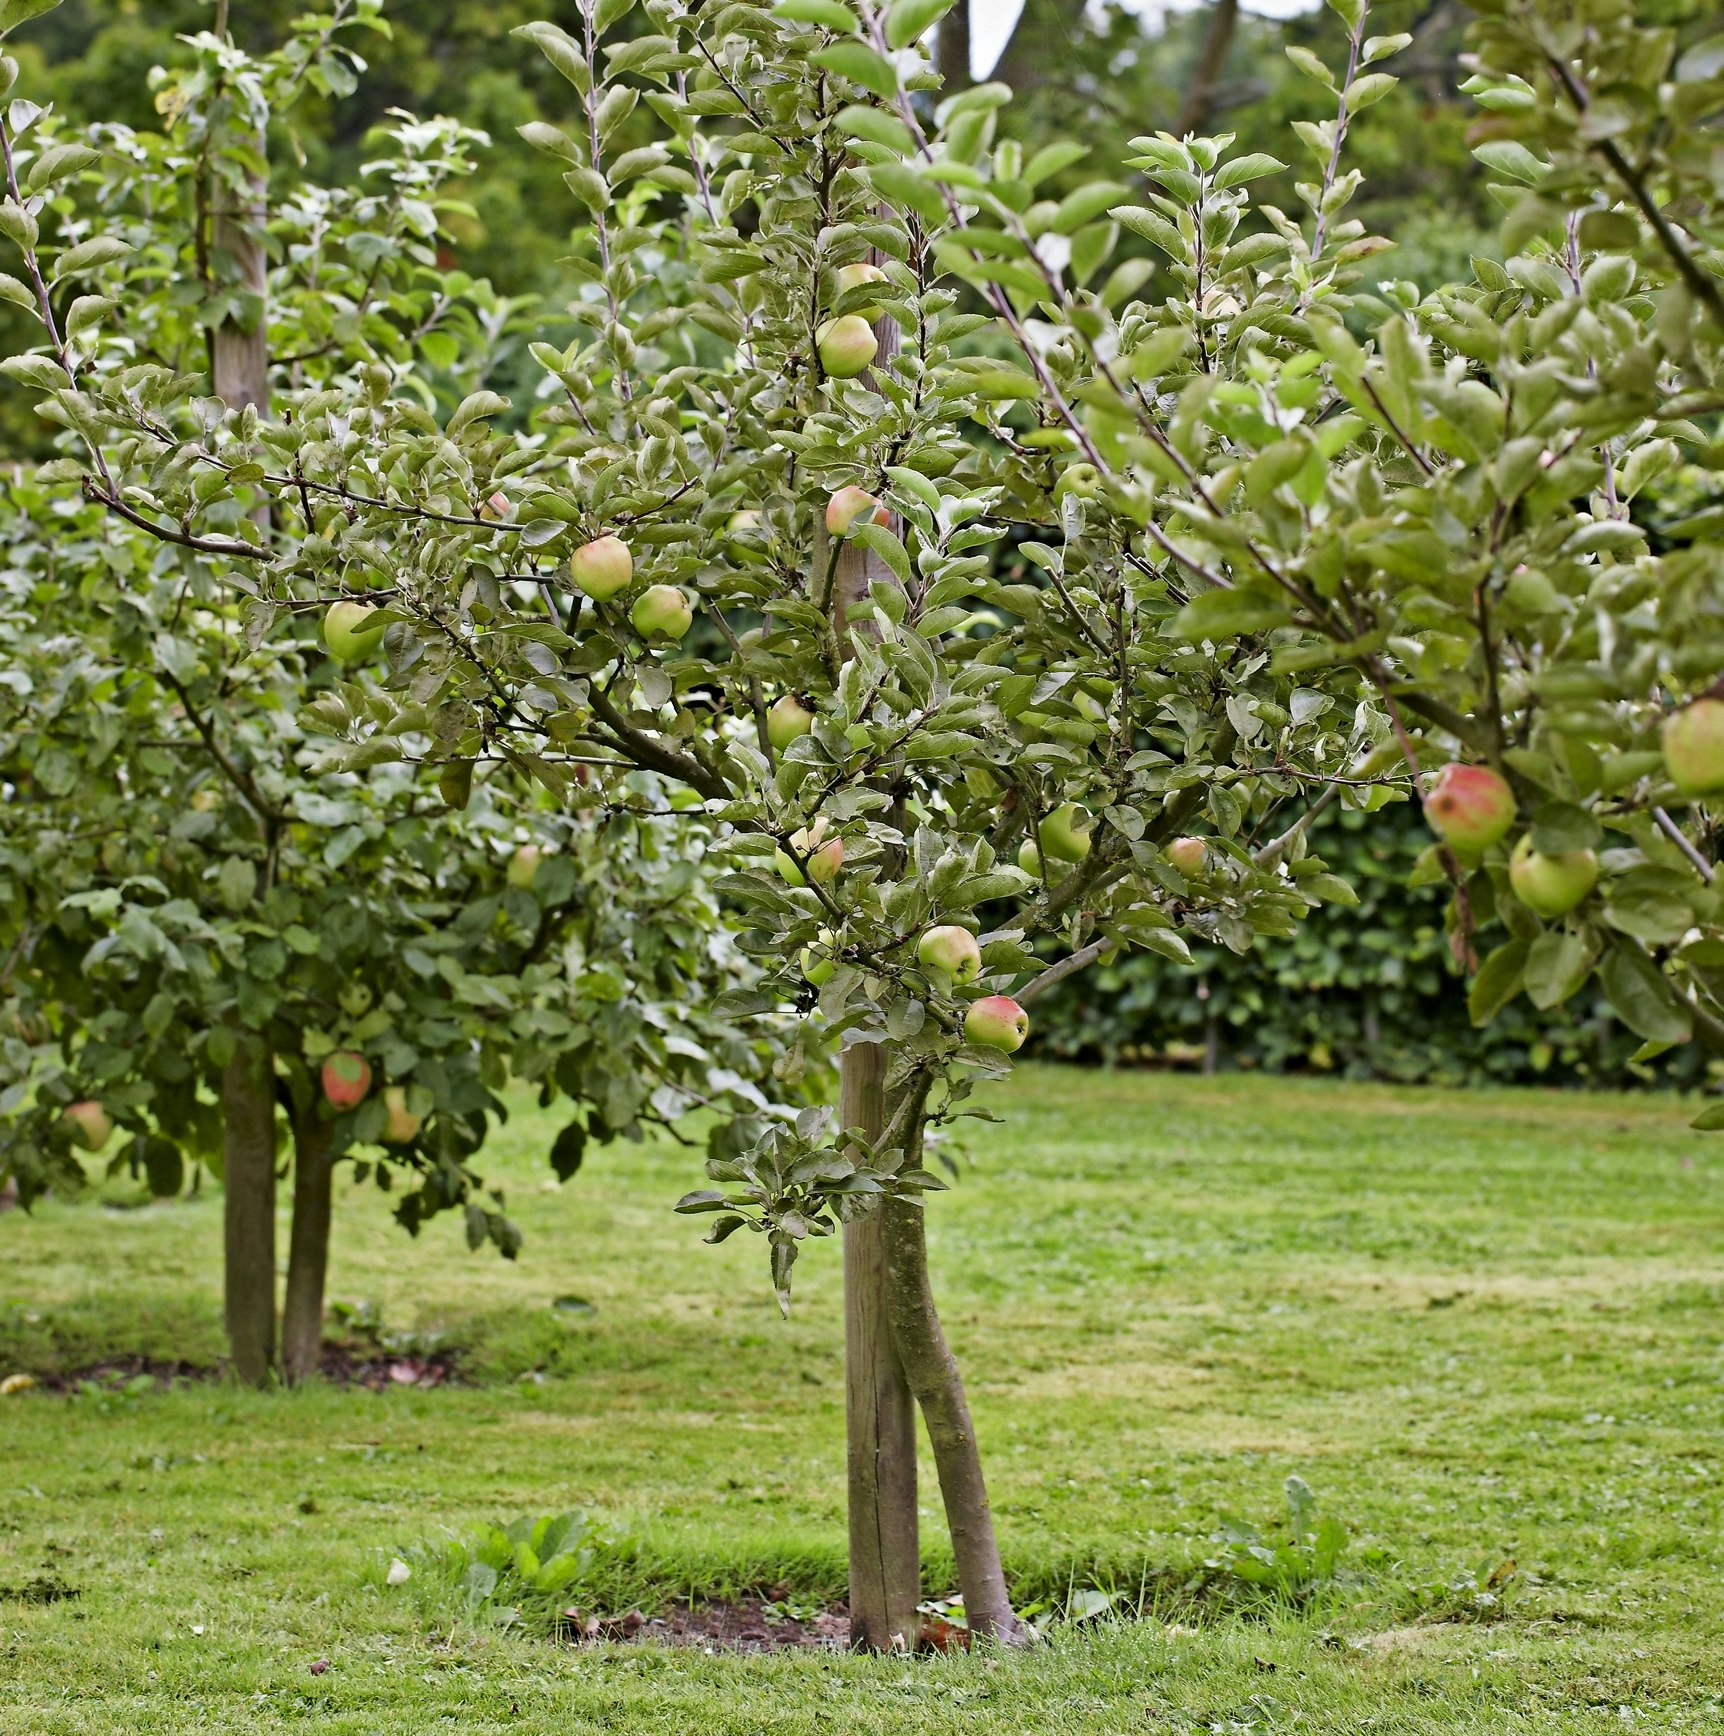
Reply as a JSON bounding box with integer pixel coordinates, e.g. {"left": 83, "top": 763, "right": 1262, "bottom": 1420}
{"left": 967, "top": 0, "right": 1323, "bottom": 83}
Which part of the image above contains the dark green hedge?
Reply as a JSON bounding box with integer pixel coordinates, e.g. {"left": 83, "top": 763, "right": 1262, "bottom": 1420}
{"left": 1029, "top": 801, "right": 1706, "bottom": 1089}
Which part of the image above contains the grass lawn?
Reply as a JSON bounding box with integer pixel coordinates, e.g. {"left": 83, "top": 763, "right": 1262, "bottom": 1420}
{"left": 1, "top": 1064, "right": 1721, "bottom": 1732}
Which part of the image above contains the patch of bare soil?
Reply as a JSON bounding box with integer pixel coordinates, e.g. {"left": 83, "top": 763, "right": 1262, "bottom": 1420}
{"left": 559, "top": 1598, "right": 854, "bottom": 1653}
{"left": 29, "top": 1344, "right": 461, "bottom": 1393}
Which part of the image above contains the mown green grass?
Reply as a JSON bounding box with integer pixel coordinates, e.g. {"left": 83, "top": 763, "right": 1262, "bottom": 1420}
{"left": 2, "top": 1065, "right": 1721, "bottom": 1732}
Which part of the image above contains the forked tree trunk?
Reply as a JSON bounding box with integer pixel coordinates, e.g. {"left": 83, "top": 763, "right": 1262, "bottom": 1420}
{"left": 841, "top": 1042, "right": 921, "bottom": 1651}
{"left": 1176, "top": 0, "right": 1241, "bottom": 138}
{"left": 281, "top": 1101, "right": 334, "bottom": 1386}
{"left": 879, "top": 1192, "right": 1024, "bottom": 1643}
{"left": 222, "top": 1032, "right": 277, "bottom": 1387}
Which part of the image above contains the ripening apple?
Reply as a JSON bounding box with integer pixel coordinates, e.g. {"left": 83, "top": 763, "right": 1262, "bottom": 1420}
{"left": 478, "top": 490, "right": 512, "bottom": 520}
{"left": 768, "top": 696, "right": 815, "bottom": 751}
{"left": 62, "top": 1100, "right": 114, "bottom": 1151}
{"left": 833, "top": 261, "right": 887, "bottom": 321}
{"left": 775, "top": 817, "right": 843, "bottom": 886}
{"left": 324, "top": 600, "right": 385, "bottom": 662}
{"left": 816, "top": 313, "right": 877, "bottom": 378}
{"left": 631, "top": 584, "right": 694, "bottom": 640}
{"left": 1662, "top": 698, "right": 1724, "bottom": 799}
{"left": 1018, "top": 839, "right": 1043, "bottom": 877}
{"left": 918, "top": 925, "right": 982, "bottom": 986}
{"left": 381, "top": 1085, "right": 422, "bottom": 1146}
{"left": 321, "top": 1050, "right": 372, "bottom": 1112}
{"left": 507, "top": 844, "right": 542, "bottom": 890}
{"left": 825, "top": 486, "right": 890, "bottom": 537}
{"left": 1509, "top": 833, "right": 1599, "bottom": 917}
{"left": 570, "top": 534, "right": 634, "bottom": 601}
{"left": 801, "top": 927, "right": 838, "bottom": 987}
{"left": 965, "top": 995, "right": 1029, "bottom": 1052}
{"left": 1038, "top": 802, "right": 1093, "bottom": 863}
{"left": 1423, "top": 762, "right": 1516, "bottom": 856}
{"left": 726, "top": 509, "right": 763, "bottom": 544}
{"left": 1166, "top": 836, "right": 1207, "bottom": 877}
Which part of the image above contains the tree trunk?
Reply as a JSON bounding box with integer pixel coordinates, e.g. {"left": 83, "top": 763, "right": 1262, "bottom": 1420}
{"left": 936, "top": 0, "right": 971, "bottom": 94}
{"left": 994, "top": 0, "right": 1086, "bottom": 93}
{"left": 879, "top": 1192, "right": 1024, "bottom": 1644}
{"left": 1176, "top": 0, "right": 1240, "bottom": 138}
{"left": 281, "top": 1101, "right": 334, "bottom": 1386}
{"left": 210, "top": 166, "right": 269, "bottom": 416}
{"left": 841, "top": 1041, "right": 922, "bottom": 1652}
{"left": 222, "top": 1032, "right": 277, "bottom": 1387}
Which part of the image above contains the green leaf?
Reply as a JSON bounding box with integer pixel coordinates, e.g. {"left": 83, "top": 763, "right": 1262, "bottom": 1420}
{"left": 1472, "top": 140, "right": 1548, "bottom": 185}
{"left": 1688, "top": 1103, "right": 1724, "bottom": 1131}
{"left": 1211, "top": 153, "right": 1287, "bottom": 190}
{"left": 550, "top": 1120, "right": 586, "bottom": 1181}
{"left": 1524, "top": 930, "right": 1588, "bottom": 1010}
{"left": 1173, "top": 588, "right": 1291, "bottom": 641}
{"left": 1598, "top": 945, "right": 1692, "bottom": 1044}
{"left": 836, "top": 104, "right": 914, "bottom": 152}
{"left": 885, "top": 0, "right": 953, "bottom": 50}
{"left": 1529, "top": 802, "right": 1600, "bottom": 855}
{"left": 774, "top": 0, "right": 858, "bottom": 27}
{"left": 52, "top": 235, "right": 132, "bottom": 276}
{"left": 0, "top": 0, "right": 64, "bottom": 36}
{"left": 811, "top": 41, "right": 899, "bottom": 99}
{"left": 1468, "top": 938, "right": 1529, "bottom": 1026}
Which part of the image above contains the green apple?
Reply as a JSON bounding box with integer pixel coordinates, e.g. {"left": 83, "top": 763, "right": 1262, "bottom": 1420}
{"left": 1018, "top": 839, "right": 1043, "bottom": 877}
{"left": 1509, "top": 833, "right": 1598, "bottom": 917}
{"left": 768, "top": 696, "right": 815, "bottom": 751}
{"left": 801, "top": 927, "right": 838, "bottom": 987}
{"left": 321, "top": 1051, "right": 372, "bottom": 1111}
{"left": 917, "top": 925, "right": 982, "bottom": 985}
{"left": 825, "top": 485, "right": 888, "bottom": 536}
{"left": 816, "top": 313, "right": 877, "bottom": 378}
{"left": 570, "top": 534, "right": 634, "bottom": 600}
{"left": 62, "top": 1100, "right": 114, "bottom": 1151}
{"left": 1166, "top": 836, "right": 1206, "bottom": 877}
{"left": 1423, "top": 763, "right": 1516, "bottom": 855}
{"left": 507, "top": 844, "right": 542, "bottom": 890}
{"left": 324, "top": 600, "right": 385, "bottom": 662}
{"left": 775, "top": 817, "right": 843, "bottom": 886}
{"left": 726, "top": 509, "right": 764, "bottom": 546}
{"left": 1038, "top": 802, "right": 1093, "bottom": 863}
{"left": 833, "top": 261, "right": 887, "bottom": 321}
{"left": 965, "top": 995, "right": 1029, "bottom": 1052}
{"left": 1662, "top": 698, "right": 1724, "bottom": 799}
{"left": 1054, "top": 462, "right": 1102, "bottom": 502}
{"left": 381, "top": 1085, "right": 422, "bottom": 1146}
{"left": 631, "top": 584, "right": 694, "bottom": 640}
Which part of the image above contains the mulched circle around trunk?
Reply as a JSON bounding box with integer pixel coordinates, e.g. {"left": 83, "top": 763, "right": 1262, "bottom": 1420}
{"left": 23, "top": 1344, "right": 461, "bottom": 1394}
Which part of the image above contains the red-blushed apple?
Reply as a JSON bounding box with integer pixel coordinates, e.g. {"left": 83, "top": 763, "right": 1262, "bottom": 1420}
{"left": 321, "top": 1051, "right": 372, "bottom": 1112}
{"left": 1166, "top": 836, "right": 1207, "bottom": 877}
{"left": 507, "top": 844, "right": 542, "bottom": 890}
{"left": 833, "top": 261, "right": 887, "bottom": 320}
{"left": 825, "top": 486, "right": 889, "bottom": 536}
{"left": 1038, "top": 802, "right": 1093, "bottom": 863}
{"left": 1662, "top": 698, "right": 1724, "bottom": 798}
{"left": 381, "top": 1086, "right": 422, "bottom": 1146}
{"left": 816, "top": 313, "right": 877, "bottom": 378}
{"left": 768, "top": 696, "right": 814, "bottom": 751}
{"left": 965, "top": 995, "right": 1029, "bottom": 1052}
{"left": 570, "top": 534, "right": 634, "bottom": 600}
{"left": 775, "top": 817, "right": 843, "bottom": 886}
{"left": 918, "top": 925, "right": 982, "bottom": 985}
{"left": 478, "top": 490, "right": 511, "bottom": 520}
{"left": 631, "top": 584, "right": 693, "bottom": 640}
{"left": 1018, "top": 839, "right": 1043, "bottom": 876}
{"left": 324, "top": 600, "right": 384, "bottom": 662}
{"left": 62, "top": 1100, "right": 114, "bottom": 1150}
{"left": 1423, "top": 762, "right": 1516, "bottom": 855}
{"left": 1509, "top": 834, "right": 1598, "bottom": 917}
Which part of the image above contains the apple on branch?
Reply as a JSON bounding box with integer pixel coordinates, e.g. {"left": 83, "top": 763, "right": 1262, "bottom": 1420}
{"left": 801, "top": 927, "right": 838, "bottom": 986}
{"left": 1509, "top": 834, "right": 1598, "bottom": 918}
{"left": 381, "top": 1086, "right": 423, "bottom": 1146}
{"left": 324, "top": 600, "right": 384, "bottom": 662}
{"left": 507, "top": 845, "right": 542, "bottom": 890}
{"left": 776, "top": 817, "right": 843, "bottom": 886}
{"left": 1662, "top": 698, "right": 1724, "bottom": 799}
{"left": 965, "top": 995, "right": 1029, "bottom": 1053}
{"left": 1037, "top": 803, "right": 1093, "bottom": 864}
{"left": 570, "top": 534, "right": 634, "bottom": 601}
{"left": 833, "top": 261, "right": 887, "bottom": 321}
{"left": 321, "top": 1051, "right": 372, "bottom": 1112}
{"left": 1166, "top": 836, "right": 1207, "bottom": 878}
{"left": 816, "top": 314, "right": 877, "bottom": 379}
{"left": 631, "top": 585, "right": 694, "bottom": 641}
{"left": 1423, "top": 763, "right": 1516, "bottom": 857}
{"left": 62, "top": 1100, "right": 114, "bottom": 1151}
{"left": 768, "top": 696, "right": 815, "bottom": 751}
{"left": 825, "top": 486, "right": 890, "bottom": 537}
{"left": 918, "top": 925, "right": 982, "bottom": 986}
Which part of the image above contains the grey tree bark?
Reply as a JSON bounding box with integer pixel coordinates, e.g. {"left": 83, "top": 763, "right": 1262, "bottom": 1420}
{"left": 994, "top": 0, "right": 1086, "bottom": 94}
{"left": 1176, "top": 0, "right": 1241, "bottom": 138}
{"left": 221, "top": 1032, "right": 277, "bottom": 1387}
{"left": 280, "top": 1100, "right": 333, "bottom": 1386}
